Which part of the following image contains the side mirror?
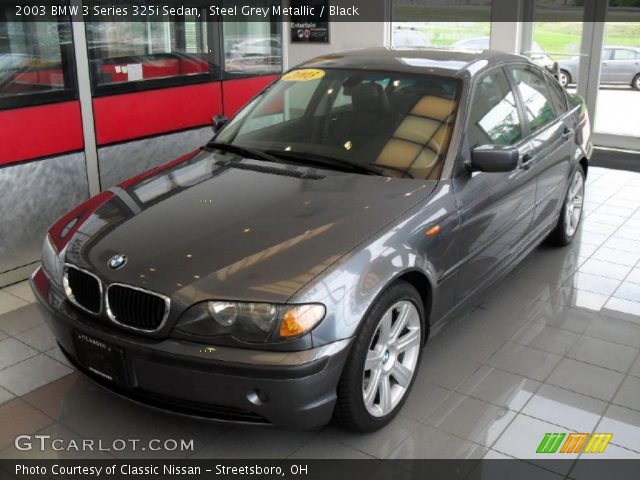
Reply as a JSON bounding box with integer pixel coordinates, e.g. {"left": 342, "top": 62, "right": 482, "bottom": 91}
{"left": 470, "top": 145, "right": 519, "bottom": 173}
{"left": 212, "top": 115, "right": 227, "bottom": 133}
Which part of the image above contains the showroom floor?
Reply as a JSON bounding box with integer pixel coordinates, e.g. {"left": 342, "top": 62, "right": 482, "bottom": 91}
{"left": 0, "top": 167, "right": 640, "bottom": 468}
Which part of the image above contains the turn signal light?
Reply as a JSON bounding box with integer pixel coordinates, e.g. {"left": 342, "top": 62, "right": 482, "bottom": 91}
{"left": 425, "top": 225, "right": 441, "bottom": 237}
{"left": 279, "top": 305, "right": 325, "bottom": 338}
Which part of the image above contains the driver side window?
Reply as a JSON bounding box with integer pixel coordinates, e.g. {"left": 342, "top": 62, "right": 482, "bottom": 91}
{"left": 467, "top": 69, "right": 523, "bottom": 148}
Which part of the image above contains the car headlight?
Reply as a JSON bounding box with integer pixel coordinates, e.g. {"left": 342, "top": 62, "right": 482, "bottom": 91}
{"left": 174, "top": 301, "right": 326, "bottom": 343}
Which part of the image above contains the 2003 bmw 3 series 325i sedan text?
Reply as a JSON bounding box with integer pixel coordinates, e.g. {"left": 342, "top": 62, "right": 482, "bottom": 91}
{"left": 32, "top": 48, "right": 592, "bottom": 432}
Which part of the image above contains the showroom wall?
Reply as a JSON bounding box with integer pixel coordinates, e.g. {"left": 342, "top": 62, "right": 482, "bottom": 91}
{"left": 285, "top": 22, "right": 388, "bottom": 68}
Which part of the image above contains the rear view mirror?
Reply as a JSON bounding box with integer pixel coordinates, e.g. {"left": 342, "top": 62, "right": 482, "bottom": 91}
{"left": 470, "top": 145, "right": 519, "bottom": 173}
{"left": 212, "top": 115, "right": 228, "bottom": 133}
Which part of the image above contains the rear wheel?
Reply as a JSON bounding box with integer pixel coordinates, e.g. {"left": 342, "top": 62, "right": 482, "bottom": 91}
{"left": 559, "top": 70, "right": 571, "bottom": 87}
{"left": 633, "top": 74, "right": 640, "bottom": 91}
{"left": 547, "top": 167, "right": 585, "bottom": 246}
{"left": 334, "top": 281, "right": 424, "bottom": 432}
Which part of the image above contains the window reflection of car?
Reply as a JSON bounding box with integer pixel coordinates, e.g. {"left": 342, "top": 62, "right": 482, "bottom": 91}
{"left": 393, "top": 27, "right": 430, "bottom": 48}
{"left": 558, "top": 46, "right": 640, "bottom": 90}
{"left": 88, "top": 51, "right": 211, "bottom": 85}
{"left": 452, "top": 36, "right": 554, "bottom": 70}
{"left": 33, "top": 48, "right": 592, "bottom": 433}
{"left": 0, "top": 53, "right": 64, "bottom": 91}
{"left": 228, "top": 37, "right": 282, "bottom": 60}
{"left": 225, "top": 55, "right": 281, "bottom": 74}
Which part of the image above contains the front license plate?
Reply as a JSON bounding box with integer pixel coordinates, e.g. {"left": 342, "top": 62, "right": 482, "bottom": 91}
{"left": 72, "top": 332, "right": 127, "bottom": 384}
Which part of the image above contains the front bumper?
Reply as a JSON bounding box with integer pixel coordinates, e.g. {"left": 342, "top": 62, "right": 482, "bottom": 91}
{"left": 31, "top": 267, "right": 351, "bottom": 429}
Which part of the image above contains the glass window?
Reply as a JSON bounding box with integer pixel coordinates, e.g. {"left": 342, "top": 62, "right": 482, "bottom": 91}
{"left": 0, "top": 7, "right": 76, "bottom": 109}
{"left": 546, "top": 76, "right": 568, "bottom": 114}
{"left": 217, "top": 69, "right": 461, "bottom": 180}
{"left": 222, "top": 0, "right": 282, "bottom": 76}
{"left": 594, "top": 20, "right": 640, "bottom": 138}
{"left": 223, "top": 21, "right": 282, "bottom": 76}
{"left": 613, "top": 49, "right": 639, "bottom": 60}
{"left": 86, "top": 13, "right": 214, "bottom": 95}
{"left": 391, "top": 1, "right": 491, "bottom": 49}
{"left": 509, "top": 66, "right": 557, "bottom": 133}
{"left": 467, "top": 69, "right": 522, "bottom": 147}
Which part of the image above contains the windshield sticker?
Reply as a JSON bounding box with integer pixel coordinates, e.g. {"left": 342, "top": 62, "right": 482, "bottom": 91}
{"left": 282, "top": 69, "right": 326, "bottom": 82}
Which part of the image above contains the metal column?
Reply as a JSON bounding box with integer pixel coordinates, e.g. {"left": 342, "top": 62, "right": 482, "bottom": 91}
{"left": 70, "top": 0, "right": 101, "bottom": 196}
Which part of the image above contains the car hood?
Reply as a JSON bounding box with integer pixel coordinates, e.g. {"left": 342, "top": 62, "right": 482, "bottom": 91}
{"left": 63, "top": 149, "right": 437, "bottom": 307}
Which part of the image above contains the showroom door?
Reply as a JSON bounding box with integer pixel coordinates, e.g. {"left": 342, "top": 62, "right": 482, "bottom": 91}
{"left": 594, "top": 20, "right": 640, "bottom": 145}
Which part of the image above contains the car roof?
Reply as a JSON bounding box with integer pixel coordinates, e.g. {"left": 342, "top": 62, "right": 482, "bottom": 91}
{"left": 299, "top": 47, "right": 527, "bottom": 78}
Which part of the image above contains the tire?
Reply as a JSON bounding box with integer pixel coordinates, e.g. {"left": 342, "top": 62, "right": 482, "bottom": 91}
{"left": 334, "top": 281, "right": 425, "bottom": 432}
{"left": 547, "top": 167, "right": 585, "bottom": 246}
{"left": 559, "top": 70, "right": 571, "bottom": 87}
{"left": 633, "top": 74, "right": 640, "bottom": 91}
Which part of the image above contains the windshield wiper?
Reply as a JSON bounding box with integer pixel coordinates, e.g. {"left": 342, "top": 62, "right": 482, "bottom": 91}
{"left": 205, "top": 142, "right": 282, "bottom": 164}
{"left": 266, "top": 150, "right": 416, "bottom": 179}
{"left": 264, "top": 150, "right": 385, "bottom": 177}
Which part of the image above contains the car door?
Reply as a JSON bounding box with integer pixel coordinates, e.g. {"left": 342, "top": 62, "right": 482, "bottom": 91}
{"left": 507, "top": 65, "right": 574, "bottom": 234}
{"left": 600, "top": 49, "right": 616, "bottom": 83}
{"left": 609, "top": 48, "right": 640, "bottom": 84}
{"left": 451, "top": 66, "right": 537, "bottom": 303}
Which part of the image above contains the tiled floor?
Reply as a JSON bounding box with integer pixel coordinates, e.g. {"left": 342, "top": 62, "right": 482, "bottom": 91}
{"left": 1, "top": 166, "right": 640, "bottom": 466}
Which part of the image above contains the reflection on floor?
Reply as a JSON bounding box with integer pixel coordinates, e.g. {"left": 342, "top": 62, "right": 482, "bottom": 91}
{"left": 0, "top": 167, "right": 639, "bottom": 469}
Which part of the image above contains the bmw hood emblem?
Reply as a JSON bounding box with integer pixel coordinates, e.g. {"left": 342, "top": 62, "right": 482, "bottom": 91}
{"left": 108, "top": 254, "right": 128, "bottom": 270}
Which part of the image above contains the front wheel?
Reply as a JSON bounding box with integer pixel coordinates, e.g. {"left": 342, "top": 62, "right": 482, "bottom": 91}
{"left": 559, "top": 70, "right": 571, "bottom": 87}
{"left": 633, "top": 74, "right": 640, "bottom": 91}
{"left": 547, "top": 167, "right": 585, "bottom": 246}
{"left": 334, "top": 281, "right": 425, "bottom": 432}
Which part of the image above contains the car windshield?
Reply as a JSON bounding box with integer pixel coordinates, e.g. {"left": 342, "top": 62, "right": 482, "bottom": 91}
{"left": 216, "top": 68, "right": 461, "bottom": 180}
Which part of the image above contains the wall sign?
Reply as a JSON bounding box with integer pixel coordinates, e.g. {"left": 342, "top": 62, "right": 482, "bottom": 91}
{"left": 290, "top": 0, "right": 329, "bottom": 44}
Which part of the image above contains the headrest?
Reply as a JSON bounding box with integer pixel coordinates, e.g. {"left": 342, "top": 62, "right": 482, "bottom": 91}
{"left": 351, "top": 82, "right": 389, "bottom": 112}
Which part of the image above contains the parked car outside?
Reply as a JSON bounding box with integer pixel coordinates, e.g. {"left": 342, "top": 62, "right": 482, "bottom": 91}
{"left": 558, "top": 46, "right": 640, "bottom": 90}
{"left": 32, "top": 48, "right": 591, "bottom": 432}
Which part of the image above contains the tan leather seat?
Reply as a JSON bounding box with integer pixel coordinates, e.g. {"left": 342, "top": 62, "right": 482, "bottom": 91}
{"left": 375, "top": 95, "right": 456, "bottom": 180}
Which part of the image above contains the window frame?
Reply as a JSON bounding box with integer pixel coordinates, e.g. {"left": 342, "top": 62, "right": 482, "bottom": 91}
{"left": 87, "top": 13, "right": 222, "bottom": 98}
{"left": 0, "top": 15, "right": 78, "bottom": 111}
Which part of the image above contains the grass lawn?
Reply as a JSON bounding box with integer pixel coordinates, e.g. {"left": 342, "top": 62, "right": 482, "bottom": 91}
{"left": 535, "top": 23, "right": 640, "bottom": 59}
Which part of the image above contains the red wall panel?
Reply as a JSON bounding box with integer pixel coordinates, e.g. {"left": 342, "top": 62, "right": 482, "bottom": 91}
{"left": 93, "top": 82, "right": 223, "bottom": 146}
{"left": 222, "top": 75, "right": 278, "bottom": 118}
{"left": 0, "top": 101, "right": 84, "bottom": 166}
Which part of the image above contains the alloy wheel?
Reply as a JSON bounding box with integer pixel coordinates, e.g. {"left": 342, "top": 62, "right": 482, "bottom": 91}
{"left": 559, "top": 71, "right": 569, "bottom": 87}
{"left": 564, "top": 170, "right": 585, "bottom": 238}
{"left": 362, "top": 300, "right": 421, "bottom": 417}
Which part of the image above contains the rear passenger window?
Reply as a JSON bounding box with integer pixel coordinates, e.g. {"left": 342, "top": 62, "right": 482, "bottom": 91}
{"left": 546, "top": 76, "right": 568, "bottom": 114}
{"left": 467, "top": 69, "right": 523, "bottom": 147}
{"left": 613, "top": 49, "right": 638, "bottom": 60}
{"left": 509, "top": 66, "right": 557, "bottom": 133}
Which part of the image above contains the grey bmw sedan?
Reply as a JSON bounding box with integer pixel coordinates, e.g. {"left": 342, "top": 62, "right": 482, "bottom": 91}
{"left": 32, "top": 48, "right": 592, "bottom": 432}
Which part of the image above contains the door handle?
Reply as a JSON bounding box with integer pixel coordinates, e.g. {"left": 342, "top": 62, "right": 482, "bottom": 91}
{"left": 521, "top": 152, "right": 534, "bottom": 169}
{"left": 562, "top": 127, "right": 574, "bottom": 141}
